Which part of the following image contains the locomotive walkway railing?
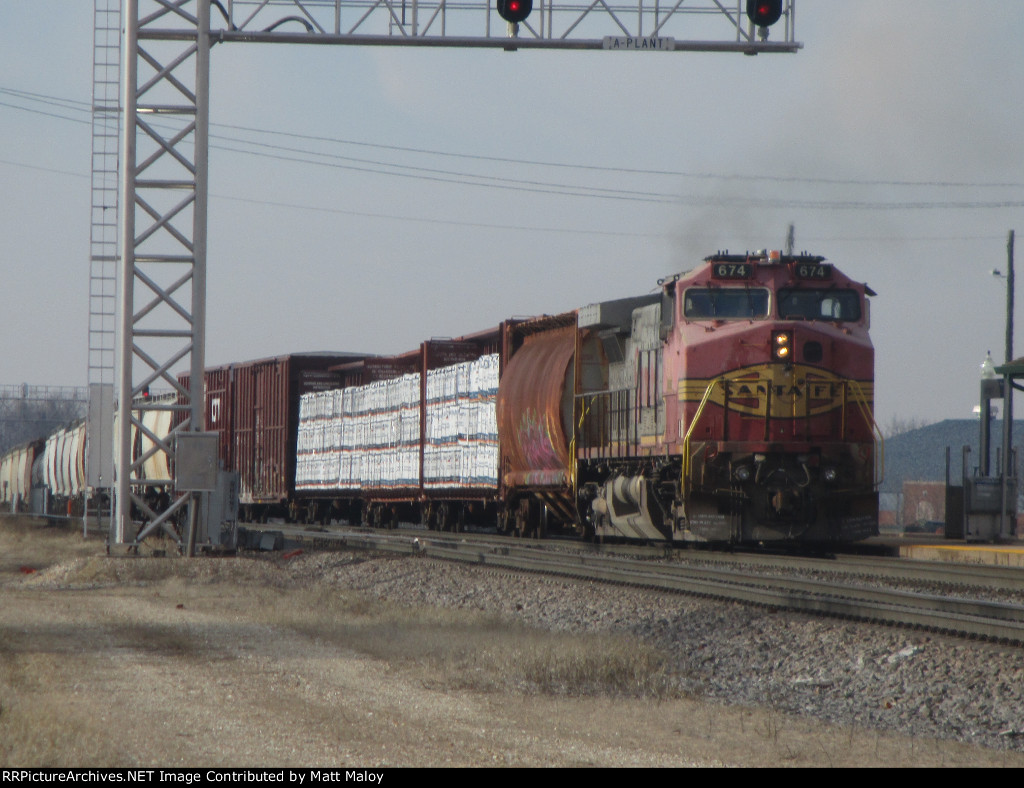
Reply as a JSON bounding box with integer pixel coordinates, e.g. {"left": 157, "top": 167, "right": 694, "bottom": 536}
{"left": 680, "top": 374, "right": 884, "bottom": 498}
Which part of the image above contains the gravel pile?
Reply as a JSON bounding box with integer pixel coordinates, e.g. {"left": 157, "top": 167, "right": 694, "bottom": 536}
{"left": 288, "top": 549, "right": 1024, "bottom": 751}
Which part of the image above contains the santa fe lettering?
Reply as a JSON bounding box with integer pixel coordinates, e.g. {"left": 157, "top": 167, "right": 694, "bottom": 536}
{"left": 309, "top": 774, "right": 382, "bottom": 784}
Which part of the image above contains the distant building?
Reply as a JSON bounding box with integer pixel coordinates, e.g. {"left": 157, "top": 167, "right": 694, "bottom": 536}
{"left": 880, "top": 419, "right": 1024, "bottom": 530}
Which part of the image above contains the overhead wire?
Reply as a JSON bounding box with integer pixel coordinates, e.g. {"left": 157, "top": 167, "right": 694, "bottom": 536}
{"left": 2, "top": 84, "right": 1023, "bottom": 218}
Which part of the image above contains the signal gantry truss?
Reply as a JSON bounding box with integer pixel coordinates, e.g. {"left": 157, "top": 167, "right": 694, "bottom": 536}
{"left": 207, "top": 0, "right": 800, "bottom": 52}
{"left": 111, "top": 0, "right": 799, "bottom": 547}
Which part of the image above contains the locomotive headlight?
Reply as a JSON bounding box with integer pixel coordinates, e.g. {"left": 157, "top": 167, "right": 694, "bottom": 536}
{"left": 772, "top": 331, "right": 793, "bottom": 360}
{"left": 734, "top": 465, "right": 753, "bottom": 482}
{"left": 822, "top": 466, "right": 839, "bottom": 483}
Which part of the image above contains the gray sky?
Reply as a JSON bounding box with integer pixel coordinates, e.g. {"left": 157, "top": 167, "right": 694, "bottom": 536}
{"left": 1, "top": 2, "right": 1022, "bottom": 430}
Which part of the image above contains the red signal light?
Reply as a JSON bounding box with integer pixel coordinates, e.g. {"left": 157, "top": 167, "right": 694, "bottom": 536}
{"left": 746, "top": 0, "right": 783, "bottom": 27}
{"left": 496, "top": 0, "right": 532, "bottom": 23}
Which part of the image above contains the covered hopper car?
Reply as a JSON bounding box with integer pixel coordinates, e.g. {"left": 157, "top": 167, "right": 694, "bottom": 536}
{"left": 0, "top": 396, "right": 181, "bottom": 520}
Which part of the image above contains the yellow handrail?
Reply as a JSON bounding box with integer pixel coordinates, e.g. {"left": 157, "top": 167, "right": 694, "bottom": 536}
{"left": 569, "top": 398, "right": 591, "bottom": 490}
{"left": 681, "top": 376, "right": 729, "bottom": 497}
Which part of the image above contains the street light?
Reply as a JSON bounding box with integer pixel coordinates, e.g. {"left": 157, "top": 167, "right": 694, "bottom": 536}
{"left": 991, "top": 266, "right": 1014, "bottom": 366}
{"left": 990, "top": 232, "right": 1016, "bottom": 538}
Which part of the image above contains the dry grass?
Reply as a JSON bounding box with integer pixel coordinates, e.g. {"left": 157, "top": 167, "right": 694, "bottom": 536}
{"left": 267, "top": 589, "right": 680, "bottom": 698}
{"left": 5, "top": 515, "right": 1024, "bottom": 767}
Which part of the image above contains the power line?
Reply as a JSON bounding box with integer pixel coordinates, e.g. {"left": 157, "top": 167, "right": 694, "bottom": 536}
{"left": 4, "top": 84, "right": 1024, "bottom": 192}
{"left": 218, "top": 193, "right": 653, "bottom": 236}
{"left": 219, "top": 120, "right": 1024, "bottom": 190}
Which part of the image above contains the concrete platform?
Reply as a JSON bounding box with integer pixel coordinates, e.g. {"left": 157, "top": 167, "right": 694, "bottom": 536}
{"left": 900, "top": 541, "right": 1024, "bottom": 567}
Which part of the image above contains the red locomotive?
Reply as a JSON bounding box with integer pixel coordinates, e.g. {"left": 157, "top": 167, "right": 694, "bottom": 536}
{"left": 570, "top": 250, "right": 880, "bottom": 542}
{"left": 181, "top": 249, "right": 880, "bottom": 544}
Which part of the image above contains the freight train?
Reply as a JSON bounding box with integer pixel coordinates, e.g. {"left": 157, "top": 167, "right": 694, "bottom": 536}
{"left": 2, "top": 250, "right": 881, "bottom": 544}
{"left": 187, "top": 249, "right": 881, "bottom": 544}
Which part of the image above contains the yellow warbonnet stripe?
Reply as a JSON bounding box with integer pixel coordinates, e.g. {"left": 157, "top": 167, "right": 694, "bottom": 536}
{"left": 678, "top": 364, "right": 873, "bottom": 418}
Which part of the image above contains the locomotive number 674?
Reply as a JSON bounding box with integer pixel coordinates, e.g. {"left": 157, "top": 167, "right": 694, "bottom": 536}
{"left": 564, "top": 249, "right": 881, "bottom": 543}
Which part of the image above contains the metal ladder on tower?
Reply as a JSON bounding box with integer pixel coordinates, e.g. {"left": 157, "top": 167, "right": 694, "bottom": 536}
{"left": 88, "top": 0, "right": 121, "bottom": 495}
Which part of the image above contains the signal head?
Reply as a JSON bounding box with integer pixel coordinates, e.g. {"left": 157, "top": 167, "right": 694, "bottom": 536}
{"left": 496, "top": 0, "right": 533, "bottom": 24}
{"left": 746, "top": 0, "right": 783, "bottom": 28}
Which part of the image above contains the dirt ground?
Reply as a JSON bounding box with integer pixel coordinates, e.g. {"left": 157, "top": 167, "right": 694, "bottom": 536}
{"left": 2, "top": 515, "right": 1023, "bottom": 768}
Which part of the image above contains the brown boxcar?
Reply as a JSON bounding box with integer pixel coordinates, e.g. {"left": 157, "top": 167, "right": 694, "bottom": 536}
{"left": 180, "top": 353, "right": 367, "bottom": 520}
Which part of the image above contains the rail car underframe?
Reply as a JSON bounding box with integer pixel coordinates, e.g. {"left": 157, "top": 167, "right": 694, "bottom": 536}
{"left": 286, "top": 488, "right": 506, "bottom": 533}
{"left": 578, "top": 438, "right": 878, "bottom": 544}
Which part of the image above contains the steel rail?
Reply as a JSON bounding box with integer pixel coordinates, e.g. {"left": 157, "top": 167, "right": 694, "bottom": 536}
{"left": 273, "top": 525, "right": 1024, "bottom": 645}
{"left": 643, "top": 546, "right": 1024, "bottom": 593}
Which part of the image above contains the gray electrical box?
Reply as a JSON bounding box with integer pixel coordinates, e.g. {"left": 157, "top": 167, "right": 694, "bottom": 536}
{"left": 202, "top": 470, "right": 239, "bottom": 550}
{"left": 174, "top": 432, "right": 219, "bottom": 491}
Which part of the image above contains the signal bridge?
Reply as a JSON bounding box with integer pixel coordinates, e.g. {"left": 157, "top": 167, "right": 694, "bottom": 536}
{"left": 152, "top": 0, "right": 799, "bottom": 53}
{"left": 104, "top": 0, "right": 799, "bottom": 548}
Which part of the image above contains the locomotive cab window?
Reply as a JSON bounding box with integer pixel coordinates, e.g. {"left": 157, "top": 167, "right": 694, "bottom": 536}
{"left": 777, "top": 289, "right": 861, "bottom": 322}
{"left": 683, "top": 288, "right": 769, "bottom": 319}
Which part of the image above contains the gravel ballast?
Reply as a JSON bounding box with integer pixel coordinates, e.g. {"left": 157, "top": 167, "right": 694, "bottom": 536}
{"left": 293, "top": 549, "right": 1024, "bottom": 751}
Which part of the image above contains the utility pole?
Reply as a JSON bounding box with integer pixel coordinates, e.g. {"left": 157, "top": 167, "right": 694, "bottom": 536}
{"left": 1002, "top": 230, "right": 1016, "bottom": 538}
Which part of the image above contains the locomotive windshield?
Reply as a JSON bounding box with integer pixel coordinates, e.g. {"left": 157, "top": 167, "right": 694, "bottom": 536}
{"left": 777, "top": 288, "right": 861, "bottom": 322}
{"left": 683, "top": 288, "right": 770, "bottom": 319}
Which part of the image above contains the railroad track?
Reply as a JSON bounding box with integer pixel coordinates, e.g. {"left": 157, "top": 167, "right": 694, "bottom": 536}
{"left": 267, "top": 523, "right": 1024, "bottom": 646}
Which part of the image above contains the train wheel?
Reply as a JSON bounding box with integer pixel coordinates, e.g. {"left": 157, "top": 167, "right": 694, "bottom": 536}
{"left": 513, "top": 499, "right": 531, "bottom": 538}
{"left": 496, "top": 506, "right": 513, "bottom": 536}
